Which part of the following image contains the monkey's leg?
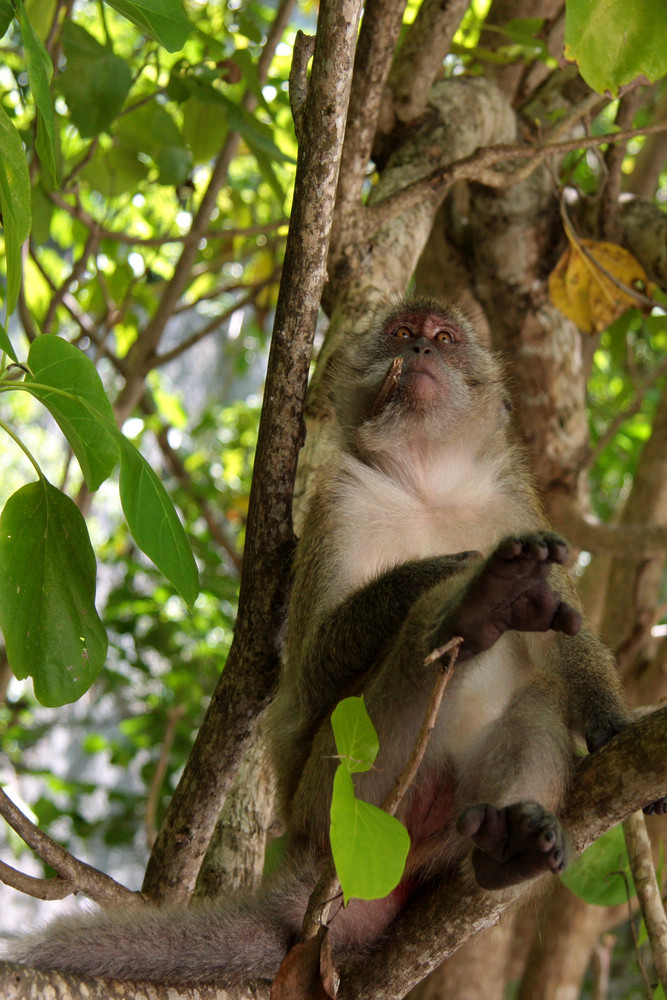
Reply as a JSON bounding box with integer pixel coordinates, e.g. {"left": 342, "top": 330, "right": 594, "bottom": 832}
{"left": 444, "top": 532, "right": 582, "bottom": 660}
{"left": 454, "top": 677, "right": 572, "bottom": 890}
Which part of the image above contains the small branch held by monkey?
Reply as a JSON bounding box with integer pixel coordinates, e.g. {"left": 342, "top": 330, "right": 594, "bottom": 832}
{"left": 300, "top": 638, "right": 463, "bottom": 942}
{"left": 383, "top": 637, "right": 462, "bottom": 816}
{"left": 370, "top": 357, "right": 403, "bottom": 418}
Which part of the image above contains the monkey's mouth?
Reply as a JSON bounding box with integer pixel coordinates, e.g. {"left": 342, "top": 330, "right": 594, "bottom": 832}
{"left": 404, "top": 363, "right": 437, "bottom": 379}
{"left": 402, "top": 365, "right": 444, "bottom": 403}
{"left": 403, "top": 364, "right": 441, "bottom": 388}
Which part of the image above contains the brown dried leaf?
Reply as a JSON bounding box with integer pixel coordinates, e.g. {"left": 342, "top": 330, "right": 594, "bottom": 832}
{"left": 270, "top": 927, "right": 337, "bottom": 999}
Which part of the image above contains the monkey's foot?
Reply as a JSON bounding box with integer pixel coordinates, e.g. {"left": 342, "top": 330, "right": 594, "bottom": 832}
{"left": 449, "top": 532, "right": 582, "bottom": 658}
{"left": 457, "top": 801, "right": 568, "bottom": 889}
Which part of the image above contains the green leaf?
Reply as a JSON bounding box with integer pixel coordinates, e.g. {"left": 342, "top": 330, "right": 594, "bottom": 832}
{"left": 16, "top": 0, "right": 58, "bottom": 185}
{"left": 81, "top": 142, "right": 149, "bottom": 197}
{"left": 653, "top": 985, "right": 666, "bottom": 1000}
{"left": 0, "top": 480, "right": 108, "bottom": 706}
{"left": 560, "top": 824, "right": 635, "bottom": 905}
{"left": 565, "top": 0, "right": 667, "bottom": 95}
{"left": 30, "top": 180, "right": 54, "bottom": 245}
{"left": 330, "top": 767, "right": 411, "bottom": 904}
{"left": 115, "top": 101, "right": 192, "bottom": 185}
{"left": 0, "top": 0, "right": 13, "bottom": 38}
{"left": 103, "top": 0, "right": 191, "bottom": 52}
{"left": 0, "top": 103, "right": 32, "bottom": 316}
{"left": 155, "top": 144, "right": 191, "bottom": 186}
{"left": 117, "top": 435, "right": 199, "bottom": 606}
{"left": 331, "top": 697, "right": 379, "bottom": 774}
{"left": 25, "top": 336, "right": 119, "bottom": 492}
{"left": 21, "top": 337, "right": 197, "bottom": 601}
{"left": 59, "top": 21, "right": 132, "bottom": 137}
{"left": 0, "top": 320, "right": 18, "bottom": 363}
{"left": 181, "top": 97, "right": 228, "bottom": 163}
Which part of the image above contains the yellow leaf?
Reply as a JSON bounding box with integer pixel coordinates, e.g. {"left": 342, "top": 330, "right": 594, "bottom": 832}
{"left": 548, "top": 236, "right": 650, "bottom": 335}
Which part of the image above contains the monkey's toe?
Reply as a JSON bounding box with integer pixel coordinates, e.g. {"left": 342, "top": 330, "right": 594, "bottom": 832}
{"left": 644, "top": 797, "right": 667, "bottom": 815}
{"left": 457, "top": 801, "right": 569, "bottom": 889}
{"left": 492, "top": 532, "right": 569, "bottom": 577}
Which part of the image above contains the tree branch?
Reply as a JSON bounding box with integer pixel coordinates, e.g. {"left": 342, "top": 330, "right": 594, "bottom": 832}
{"left": 338, "top": 707, "right": 667, "bottom": 1000}
{"left": 2, "top": 710, "right": 665, "bottom": 1000}
{"left": 0, "top": 789, "right": 138, "bottom": 907}
{"left": 549, "top": 494, "right": 667, "bottom": 559}
{"left": 388, "top": 0, "right": 470, "bottom": 122}
{"left": 139, "top": 0, "right": 364, "bottom": 904}
{"left": 623, "top": 811, "right": 667, "bottom": 993}
{"left": 362, "top": 121, "right": 667, "bottom": 239}
{"left": 112, "top": 0, "right": 296, "bottom": 424}
{"left": 332, "top": 0, "right": 406, "bottom": 242}
{"left": 152, "top": 278, "right": 278, "bottom": 369}
{"left": 0, "top": 860, "right": 74, "bottom": 901}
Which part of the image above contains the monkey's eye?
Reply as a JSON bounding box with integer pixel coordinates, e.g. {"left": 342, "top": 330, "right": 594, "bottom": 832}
{"left": 393, "top": 326, "right": 413, "bottom": 339}
{"left": 435, "top": 329, "right": 455, "bottom": 344}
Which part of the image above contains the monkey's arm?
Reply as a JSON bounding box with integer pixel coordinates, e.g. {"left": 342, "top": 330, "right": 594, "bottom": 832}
{"left": 291, "top": 552, "right": 480, "bottom": 717}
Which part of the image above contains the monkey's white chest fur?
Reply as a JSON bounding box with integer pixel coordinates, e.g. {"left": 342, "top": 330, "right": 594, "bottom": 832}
{"left": 329, "top": 451, "right": 539, "bottom": 762}
{"left": 332, "top": 451, "right": 522, "bottom": 596}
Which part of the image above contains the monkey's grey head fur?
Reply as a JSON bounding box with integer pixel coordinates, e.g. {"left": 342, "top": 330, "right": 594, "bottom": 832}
{"left": 331, "top": 297, "right": 509, "bottom": 456}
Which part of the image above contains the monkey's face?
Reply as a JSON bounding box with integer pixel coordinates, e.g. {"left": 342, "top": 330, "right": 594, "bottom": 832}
{"left": 334, "top": 299, "right": 508, "bottom": 454}
{"left": 379, "top": 305, "right": 466, "bottom": 409}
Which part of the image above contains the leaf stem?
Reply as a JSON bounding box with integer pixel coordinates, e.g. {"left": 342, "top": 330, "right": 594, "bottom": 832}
{"left": 0, "top": 417, "right": 44, "bottom": 480}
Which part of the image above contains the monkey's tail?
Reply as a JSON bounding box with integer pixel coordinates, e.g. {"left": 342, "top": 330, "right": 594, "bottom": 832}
{"left": 6, "top": 865, "right": 314, "bottom": 986}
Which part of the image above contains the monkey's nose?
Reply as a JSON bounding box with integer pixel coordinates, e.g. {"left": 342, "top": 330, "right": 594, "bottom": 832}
{"left": 411, "top": 338, "right": 432, "bottom": 354}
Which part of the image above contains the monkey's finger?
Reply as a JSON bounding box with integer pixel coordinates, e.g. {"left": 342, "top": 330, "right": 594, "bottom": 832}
{"left": 494, "top": 533, "right": 569, "bottom": 568}
{"left": 550, "top": 602, "right": 582, "bottom": 636}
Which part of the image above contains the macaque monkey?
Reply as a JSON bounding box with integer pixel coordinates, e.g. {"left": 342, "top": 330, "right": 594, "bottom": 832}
{"left": 10, "top": 299, "right": 661, "bottom": 985}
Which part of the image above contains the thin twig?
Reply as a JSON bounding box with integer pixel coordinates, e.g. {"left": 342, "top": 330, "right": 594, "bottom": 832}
{"left": 590, "top": 354, "right": 667, "bottom": 465}
{"left": 383, "top": 637, "right": 462, "bottom": 816}
{"left": 42, "top": 225, "right": 100, "bottom": 336}
{"left": 301, "top": 638, "right": 463, "bottom": 939}
{"left": 623, "top": 810, "right": 667, "bottom": 994}
{"left": 0, "top": 788, "right": 139, "bottom": 907}
{"left": 145, "top": 705, "right": 186, "bottom": 849}
{"left": 153, "top": 421, "right": 243, "bottom": 575}
{"left": 362, "top": 120, "right": 667, "bottom": 239}
{"left": 153, "top": 278, "right": 278, "bottom": 369}
{"left": 0, "top": 859, "right": 74, "bottom": 901}
{"left": 29, "top": 247, "right": 97, "bottom": 337}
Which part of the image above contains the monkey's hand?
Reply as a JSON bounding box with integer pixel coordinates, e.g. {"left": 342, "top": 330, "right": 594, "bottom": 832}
{"left": 457, "top": 801, "right": 569, "bottom": 889}
{"left": 446, "top": 533, "right": 582, "bottom": 660}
